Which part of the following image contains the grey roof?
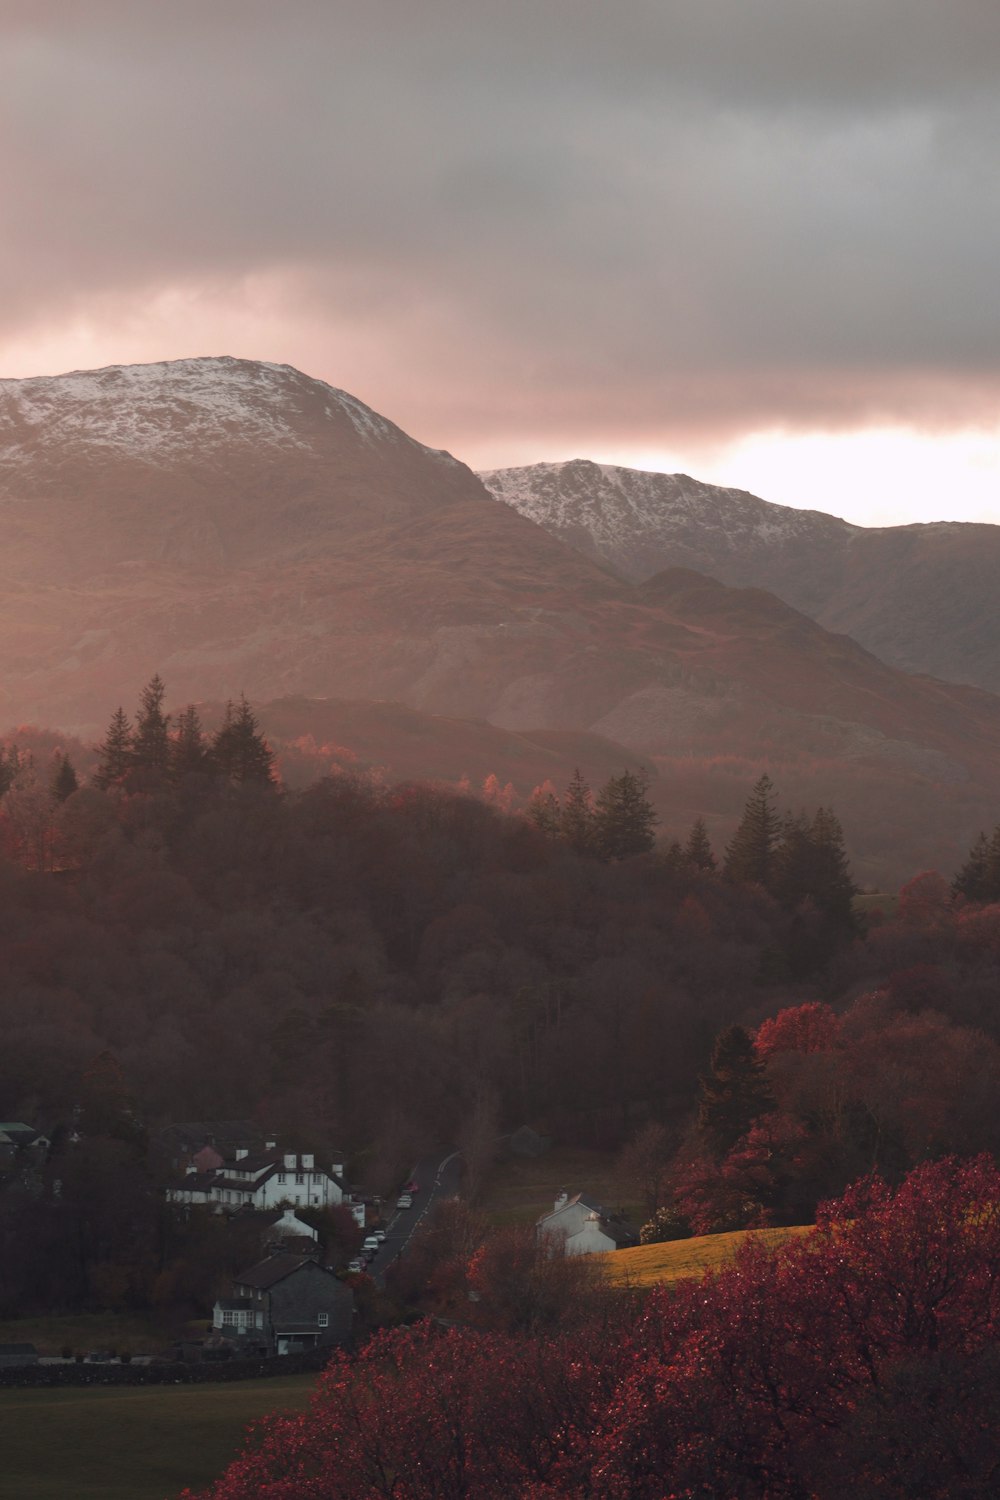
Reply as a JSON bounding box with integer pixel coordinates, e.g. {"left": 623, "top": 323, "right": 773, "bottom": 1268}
{"left": 234, "top": 1253, "right": 317, "bottom": 1291}
{"left": 538, "top": 1191, "right": 605, "bottom": 1224}
{"left": 212, "top": 1166, "right": 279, "bottom": 1193}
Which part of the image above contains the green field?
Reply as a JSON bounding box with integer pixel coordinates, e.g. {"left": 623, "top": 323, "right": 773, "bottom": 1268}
{"left": 478, "top": 1144, "right": 641, "bottom": 1227}
{"left": 0, "top": 1312, "right": 174, "bottom": 1359}
{"left": 0, "top": 1373, "right": 315, "bottom": 1500}
{"left": 606, "top": 1223, "right": 814, "bottom": 1287}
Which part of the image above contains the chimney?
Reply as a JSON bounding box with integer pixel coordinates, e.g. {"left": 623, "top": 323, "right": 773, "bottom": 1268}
{"left": 554, "top": 1189, "right": 569, "bottom": 1213}
{"left": 301, "top": 1152, "right": 314, "bottom": 1170}
{"left": 284, "top": 1153, "right": 296, "bottom": 1170}
{"left": 185, "top": 1164, "right": 196, "bottom": 1176}
{"left": 331, "top": 1162, "right": 343, "bottom": 1177}
{"left": 265, "top": 1139, "right": 277, "bottom": 1151}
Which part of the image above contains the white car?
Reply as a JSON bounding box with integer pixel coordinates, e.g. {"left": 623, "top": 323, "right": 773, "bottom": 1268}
{"left": 395, "top": 1192, "right": 413, "bottom": 1209}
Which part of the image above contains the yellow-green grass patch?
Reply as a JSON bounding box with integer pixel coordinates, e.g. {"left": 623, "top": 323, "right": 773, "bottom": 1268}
{"left": 606, "top": 1224, "right": 815, "bottom": 1288}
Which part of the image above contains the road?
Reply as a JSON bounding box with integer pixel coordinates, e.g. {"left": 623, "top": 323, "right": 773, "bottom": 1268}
{"left": 368, "top": 1148, "right": 462, "bottom": 1285}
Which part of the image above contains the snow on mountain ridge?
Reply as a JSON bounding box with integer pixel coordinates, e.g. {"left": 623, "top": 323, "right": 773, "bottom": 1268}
{"left": 0, "top": 356, "right": 442, "bottom": 466}
{"left": 479, "top": 460, "right": 856, "bottom": 568}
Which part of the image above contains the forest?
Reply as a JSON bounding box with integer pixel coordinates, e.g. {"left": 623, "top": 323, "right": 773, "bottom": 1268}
{"left": 0, "top": 678, "right": 999, "bottom": 1471}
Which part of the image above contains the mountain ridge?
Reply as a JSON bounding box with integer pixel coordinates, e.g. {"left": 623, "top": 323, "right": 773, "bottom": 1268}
{"left": 480, "top": 459, "right": 1000, "bottom": 692}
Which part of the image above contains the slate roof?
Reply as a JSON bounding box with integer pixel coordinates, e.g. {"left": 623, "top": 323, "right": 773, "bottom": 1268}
{"left": 537, "top": 1191, "right": 604, "bottom": 1224}
{"left": 234, "top": 1253, "right": 316, "bottom": 1291}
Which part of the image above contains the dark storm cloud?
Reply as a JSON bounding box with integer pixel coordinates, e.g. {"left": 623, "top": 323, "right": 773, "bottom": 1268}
{"left": 2, "top": 1, "right": 999, "bottom": 439}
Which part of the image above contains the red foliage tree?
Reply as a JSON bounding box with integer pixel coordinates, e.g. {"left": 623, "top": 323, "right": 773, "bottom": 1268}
{"left": 195, "top": 1157, "right": 1000, "bottom": 1499}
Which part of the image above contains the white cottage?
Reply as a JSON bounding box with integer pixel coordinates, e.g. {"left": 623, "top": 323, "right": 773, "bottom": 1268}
{"left": 536, "top": 1190, "right": 638, "bottom": 1256}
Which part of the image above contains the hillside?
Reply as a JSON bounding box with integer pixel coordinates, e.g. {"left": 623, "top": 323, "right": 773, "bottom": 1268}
{"left": 6, "top": 359, "right": 1000, "bottom": 883}
{"left": 481, "top": 459, "right": 1000, "bottom": 693}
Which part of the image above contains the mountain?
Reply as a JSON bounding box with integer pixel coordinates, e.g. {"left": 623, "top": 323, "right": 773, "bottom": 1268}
{"left": 0, "top": 357, "right": 616, "bottom": 726}
{"left": 6, "top": 356, "right": 1000, "bottom": 882}
{"left": 480, "top": 460, "right": 1000, "bottom": 693}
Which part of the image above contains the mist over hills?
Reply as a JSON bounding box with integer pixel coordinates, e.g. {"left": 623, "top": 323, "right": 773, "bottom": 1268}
{"left": 481, "top": 460, "right": 1000, "bottom": 694}
{"left": 4, "top": 356, "right": 1000, "bottom": 882}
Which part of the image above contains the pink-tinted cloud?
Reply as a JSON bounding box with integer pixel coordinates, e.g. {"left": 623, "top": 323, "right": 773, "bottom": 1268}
{"left": 1, "top": 1, "right": 999, "bottom": 461}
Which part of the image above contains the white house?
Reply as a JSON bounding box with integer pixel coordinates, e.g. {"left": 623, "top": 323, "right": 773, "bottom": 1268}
{"left": 169, "top": 1144, "right": 364, "bottom": 1224}
{"left": 536, "top": 1190, "right": 638, "bottom": 1256}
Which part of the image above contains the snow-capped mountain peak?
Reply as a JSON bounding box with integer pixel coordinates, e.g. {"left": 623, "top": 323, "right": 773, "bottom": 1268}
{"left": 0, "top": 355, "right": 423, "bottom": 465}
{"left": 478, "top": 458, "right": 856, "bottom": 582}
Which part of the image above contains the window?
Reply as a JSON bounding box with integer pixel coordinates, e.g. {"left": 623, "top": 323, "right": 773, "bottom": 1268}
{"left": 317, "top": 1312, "right": 329, "bottom": 1327}
{"left": 279, "top": 1172, "right": 286, "bottom": 1184}
{"left": 296, "top": 1173, "right": 304, "bottom": 1184}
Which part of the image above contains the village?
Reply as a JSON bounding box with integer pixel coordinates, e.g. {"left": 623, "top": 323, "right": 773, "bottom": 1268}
{"left": 0, "top": 1116, "right": 640, "bottom": 1375}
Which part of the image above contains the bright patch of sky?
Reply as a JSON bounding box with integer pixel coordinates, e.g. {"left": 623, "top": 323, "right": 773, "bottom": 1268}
{"left": 596, "top": 429, "right": 1000, "bottom": 529}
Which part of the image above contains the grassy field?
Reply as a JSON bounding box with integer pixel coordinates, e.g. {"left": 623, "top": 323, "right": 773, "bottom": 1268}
{"left": 854, "top": 891, "right": 899, "bottom": 920}
{"left": 0, "top": 1373, "right": 315, "bottom": 1500}
{"left": 478, "top": 1144, "right": 641, "bottom": 1228}
{"left": 0, "top": 1312, "right": 174, "bottom": 1359}
{"left": 605, "top": 1223, "right": 814, "bottom": 1288}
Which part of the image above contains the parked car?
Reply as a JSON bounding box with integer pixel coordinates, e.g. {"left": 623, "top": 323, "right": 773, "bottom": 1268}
{"left": 362, "top": 1235, "right": 380, "bottom": 1254}
{"left": 403, "top": 1180, "right": 420, "bottom": 1194}
{"left": 347, "top": 1258, "right": 365, "bottom": 1274}
{"left": 373, "top": 1229, "right": 387, "bottom": 1242}
{"left": 396, "top": 1192, "right": 413, "bottom": 1209}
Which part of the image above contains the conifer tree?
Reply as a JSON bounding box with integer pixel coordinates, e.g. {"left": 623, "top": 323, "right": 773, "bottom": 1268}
{"left": 0, "top": 746, "right": 17, "bottom": 799}
{"left": 560, "top": 768, "right": 595, "bottom": 855}
{"left": 953, "top": 831, "right": 991, "bottom": 902}
{"left": 772, "top": 806, "right": 857, "bottom": 925}
{"left": 593, "top": 768, "right": 658, "bottom": 860}
{"left": 131, "top": 673, "right": 172, "bottom": 787}
{"left": 172, "top": 704, "right": 209, "bottom": 779}
{"left": 808, "top": 807, "right": 858, "bottom": 925}
{"left": 211, "top": 695, "right": 276, "bottom": 785}
{"left": 525, "top": 784, "right": 561, "bottom": 838}
{"left": 697, "top": 1024, "right": 774, "bottom": 1157}
{"left": 684, "top": 816, "right": 717, "bottom": 872}
{"left": 93, "top": 707, "right": 134, "bottom": 791}
{"left": 50, "top": 753, "right": 79, "bottom": 803}
{"left": 724, "top": 773, "right": 781, "bottom": 889}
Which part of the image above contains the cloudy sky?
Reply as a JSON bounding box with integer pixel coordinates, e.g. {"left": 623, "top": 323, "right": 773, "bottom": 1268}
{"left": 3, "top": 1, "right": 1000, "bottom": 525}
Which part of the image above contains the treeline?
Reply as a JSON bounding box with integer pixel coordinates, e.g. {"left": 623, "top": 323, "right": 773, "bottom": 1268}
{"left": 93, "top": 676, "right": 276, "bottom": 791}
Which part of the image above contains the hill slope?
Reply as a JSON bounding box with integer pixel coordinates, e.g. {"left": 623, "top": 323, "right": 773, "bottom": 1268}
{"left": 481, "top": 459, "right": 1000, "bottom": 693}
{"left": 7, "top": 358, "right": 1000, "bottom": 885}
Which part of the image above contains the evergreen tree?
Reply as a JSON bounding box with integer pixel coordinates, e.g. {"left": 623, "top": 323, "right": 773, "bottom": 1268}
{"left": 50, "top": 753, "right": 79, "bottom": 804}
{"left": 697, "top": 1024, "right": 774, "bottom": 1157}
{"left": 525, "top": 785, "right": 561, "bottom": 839}
{"left": 807, "top": 807, "right": 858, "bottom": 925}
{"left": 131, "top": 673, "right": 172, "bottom": 787}
{"left": 0, "top": 746, "right": 18, "bottom": 799}
{"left": 172, "top": 704, "right": 209, "bottom": 779}
{"left": 684, "top": 816, "right": 717, "bottom": 873}
{"left": 93, "top": 707, "right": 134, "bottom": 791}
{"left": 724, "top": 773, "right": 781, "bottom": 889}
{"left": 559, "top": 768, "right": 595, "bottom": 855}
{"left": 593, "top": 768, "right": 658, "bottom": 860}
{"left": 953, "top": 831, "right": 992, "bottom": 902}
{"left": 211, "top": 695, "right": 276, "bottom": 785}
{"left": 773, "top": 806, "right": 857, "bottom": 926}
